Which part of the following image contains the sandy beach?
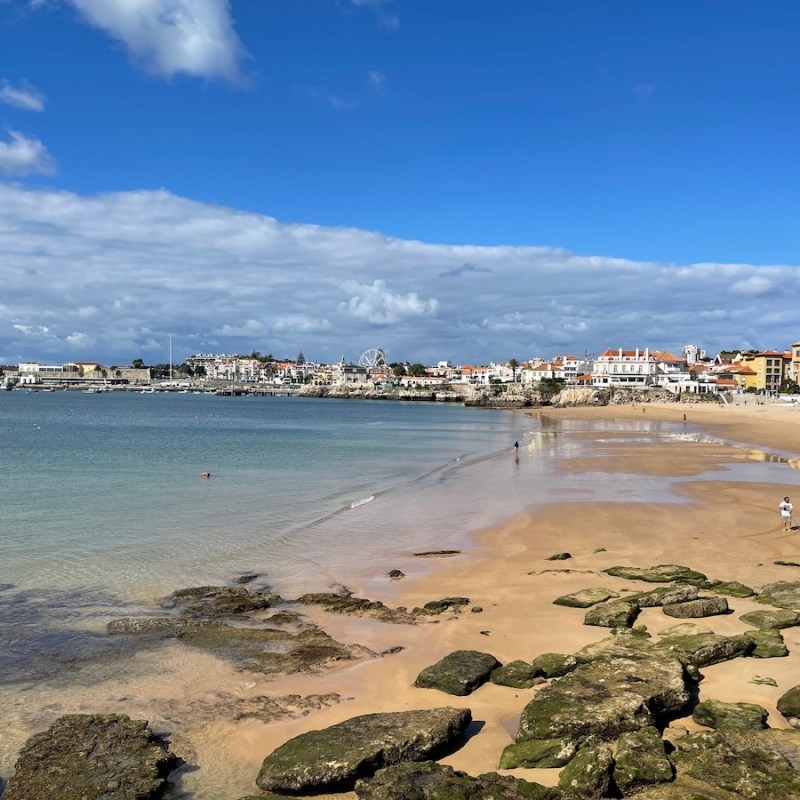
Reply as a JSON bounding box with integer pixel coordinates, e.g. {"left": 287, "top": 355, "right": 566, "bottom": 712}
{"left": 177, "top": 399, "right": 800, "bottom": 798}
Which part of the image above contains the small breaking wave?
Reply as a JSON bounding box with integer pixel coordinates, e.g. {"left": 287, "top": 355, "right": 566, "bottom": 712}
{"left": 350, "top": 495, "right": 375, "bottom": 509}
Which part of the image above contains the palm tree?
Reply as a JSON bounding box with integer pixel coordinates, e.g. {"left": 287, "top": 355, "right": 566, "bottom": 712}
{"left": 509, "top": 358, "right": 520, "bottom": 382}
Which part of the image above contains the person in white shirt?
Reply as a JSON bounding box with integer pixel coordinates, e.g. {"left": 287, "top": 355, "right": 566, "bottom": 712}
{"left": 779, "top": 497, "right": 793, "bottom": 531}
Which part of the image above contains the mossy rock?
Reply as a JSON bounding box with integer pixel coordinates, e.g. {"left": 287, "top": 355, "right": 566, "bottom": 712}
{"left": 499, "top": 737, "right": 578, "bottom": 769}
{"left": 744, "top": 628, "right": 789, "bottom": 658}
{"left": 492, "top": 660, "right": 539, "bottom": 689}
{"left": 547, "top": 552, "right": 572, "bottom": 561}
{"left": 531, "top": 652, "right": 579, "bottom": 678}
{"left": 421, "top": 597, "right": 470, "bottom": 614}
{"left": 415, "top": 650, "right": 501, "bottom": 696}
{"left": 777, "top": 685, "right": 800, "bottom": 725}
{"left": 354, "top": 761, "right": 562, "bottom": 799}
{"left": 692, "top": 699, "right": 769, "bottom": 730}
{"left": 656, "top": 625, "right": 753, "bottom": 668}
{"left": 754, "top": 580, "right": 800, "bottom": 610}
{"left": 604, "top": 564, "right": 707, "bottom": 585}
{"left": 612, "top": 726, "right": 673, "bottom": 795}
{"left": 740, "top": 608, "right": 800, "bottom": 630}
{"left": 584, "top": 599, "right": 640, "bottom": 628}
{"left": 708, "top": 580, "right": 754, "bottom": 598}
{"left": 671, "top": 730, "right": 800, "bottom": 799}
{"left": 557, "top": 741, "right": 612, "bottom": 798}
{"left": 553, "top": 587, "right": 620, "bottom": 608}
{"left": 662, "top": 596, "right": 729, "bottom": 619}
{"left": 631, "top": 584, "right": 698, "bottom": 607}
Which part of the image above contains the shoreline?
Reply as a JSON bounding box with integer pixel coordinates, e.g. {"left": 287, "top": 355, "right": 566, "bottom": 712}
{"left": 6, "top": 401, "right": 800, "bottom": 798}
{"left": 188, "top": 401, "right": 800, "bottom": 798}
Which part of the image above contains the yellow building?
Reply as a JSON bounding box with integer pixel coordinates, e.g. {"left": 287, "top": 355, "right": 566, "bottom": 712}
{"left": 739, "top": 351, "right": 785, "bottom": 393}
{"left": 791, "top": 341, "right": 800, "bottom": 385}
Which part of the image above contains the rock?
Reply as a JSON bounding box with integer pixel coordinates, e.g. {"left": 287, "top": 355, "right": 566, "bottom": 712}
{"left": 492, "top": 660, "right": 539, "bottom": 689}
{"left": 656, "top": 624, "right": 753, "bottom": 667}
{"left": 354, "top": 761, "right": 561, "bottom": 799}
{"left": 754, "top": 580, "right": 800, "bottom": 610}
{"left": 631, "top": 584, "right": 699, "bottom": 607}
{"left": 584, "top": 599, "right": 640, "bottom": 628}
{"left": 752, "top": 675, "right": 779, "bottom": 686}
{"left": 744, "top": 628, "right": 789, "bottom": 658}
{"left": 164, "top": 585, "right": 279, "bottom": 617}
{"left": 3, "top": 714, "right": 178, "bottom": 800}
{"left": 612, "top": 726, "right": 673, "bottom": 795}
{"left": 557, "top": 740, "right": 613, "bottom": 799}
{"left": 471, "top": 606, "right": 483, "bottom": 613}
{"left": 421, "top": 597, "right": 470, "bottom": 614}
{"left": 236, "top": 574, "right": 259, "bottom": 584}
{"left": 255, "top": 708, "right": 472, "bottom": 793}
{"left": 413, "top": 550, "right": 460, "bottom": 557}
{"left": 603, "top": 564, "right": 708, "bottom": 585}
{"left": 553, "top": 588, "right": 620, "bottom": 608}
{"left": 693, "top": 699, "right": 769, "bottom": 730}
{"left": 708, "top": 580, "right": 754, "bottom": 597}
{"left": 778, "top": 685, "right": 800, "bottom": 726}
{"left": 415, "top": 650, "right": 501, "bottom": 696}
{"left": 294, "top": 592, "right": 418, "bottom": 623}
{"left": 107, "top": 616, "right": 216, "bottom": 637}
{"left": 531, "top": 652, "right": 579, "bottom": 678}
{"left": 671, "top": 730, "right": 800, "bottom": 799}
{"left": 516, "top": 653, "right": 691, "bottom": 743}
{"left": 388, "top": 570, "right": 405, "bottom": 579}
{"left": 662, "top": 596, "right": 729, "bottom": 618}
{"left": 740, "top": 608, "right": 800, "bottom": 629}
{"left": 775, "top": 561, "right": 800, "bottom": 568}
{"left": 499, "top": 738, "right": 578, "bottom": 769}
{"left": 547, "top": 552, "right": 572, "bottom": 561}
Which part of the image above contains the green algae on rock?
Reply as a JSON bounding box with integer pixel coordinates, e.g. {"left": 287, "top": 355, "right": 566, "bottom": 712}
{"left": 583, "top": 598, "right": 640, "bottom": 628}
{"left": 692, "top": 699, "right": 769, "bottom": 730}
{"left": 499, "top": 737, "right": 578, "bottom": 769}
{"left": 612, "top": 726, "right": 673, "bottom": 795}
{"left": 415, "top": 649, "right": 501, "bottom": 696}
{"left": 557, "top": 740, "right": 613, "bottom": 799}
{"left": 553, "top": 587, "right": 620, "bottom": 608}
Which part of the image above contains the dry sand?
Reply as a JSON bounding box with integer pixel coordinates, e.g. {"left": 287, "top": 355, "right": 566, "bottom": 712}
{"left": 195, "top": 400, "right": 800, "bottom": 798}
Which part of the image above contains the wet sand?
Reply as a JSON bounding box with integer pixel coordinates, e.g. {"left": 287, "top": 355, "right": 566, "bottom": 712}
{"left": 6, "top": 400, "right": 800, "bottom": 799}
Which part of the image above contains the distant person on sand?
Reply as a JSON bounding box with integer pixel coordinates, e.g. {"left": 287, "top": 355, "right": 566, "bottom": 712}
{"left": 780, "top": 496, "right": 793, "bottom": 531}
{"left": 513, "top": 441, "right": 519, "bottom": 462}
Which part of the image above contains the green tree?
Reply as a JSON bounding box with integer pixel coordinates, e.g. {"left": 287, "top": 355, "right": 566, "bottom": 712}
{"left": 392, "top": 364, "right": 407, "bottom": 378}
{"left": 131, "top": 358, "right": 145, "bottom": 369}
{"left": 537, "top": 377, "right": 565, "bottom": 401}
{"left": 509, "top": 358, "right": 520, "bottom": 382}
{"left": 297, "top": 351, "right": 306, "bottom": 365}
{"left": 408, "top": 363, "right": 427, "bottom": 377}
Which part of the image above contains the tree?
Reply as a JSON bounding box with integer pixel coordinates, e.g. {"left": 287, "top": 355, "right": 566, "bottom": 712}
{"left": 509, "top": 358, "right": 520, "bottom": 382}
{"left": 392, "top": 364, "right": 407, "bottom": 378}
{"left": 408, "top": 363, "right": 427, "bottom": 377}
{"left": 297, "top": 351, "right": 306, "bottom": 365}
{"left": 537, "top": 377, "right": 565, "bottom": 401}
{"left": 132, "top": 358, "right": 145, "bottom": 369}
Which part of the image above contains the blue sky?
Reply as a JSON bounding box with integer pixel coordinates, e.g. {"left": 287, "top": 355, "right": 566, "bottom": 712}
{"left": 1, "top": 1, "right": 799, "bottom": 366}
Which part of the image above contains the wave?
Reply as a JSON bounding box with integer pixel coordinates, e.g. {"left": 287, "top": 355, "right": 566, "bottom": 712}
{"left": 350, "top": 495, "right": 375, "bottom": 509}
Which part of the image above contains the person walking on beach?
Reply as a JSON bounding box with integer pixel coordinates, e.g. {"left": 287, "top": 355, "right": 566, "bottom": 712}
{"left": 780, "top": 496, "right": 794, "bottom": 531}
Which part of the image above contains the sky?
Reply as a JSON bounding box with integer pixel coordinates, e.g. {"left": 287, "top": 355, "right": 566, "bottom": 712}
{"left": 1, "top": 0, "right": 799, "bottom": 367}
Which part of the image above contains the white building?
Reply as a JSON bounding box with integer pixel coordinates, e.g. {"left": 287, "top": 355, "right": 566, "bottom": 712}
{"left": 592, "top": 348, "right": 659, "bottom": 387}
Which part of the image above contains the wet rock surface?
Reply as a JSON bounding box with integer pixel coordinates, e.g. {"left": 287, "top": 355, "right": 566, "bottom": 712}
{"left": 3, "top": 713, "right": 178, "bottom": 800}
{"left": 294, "top": 591, "right": 420, "bottom": 623}
{"left": 164, "top": 585, "right": 280, "bottom": 618}
{"left": 692, "top": 699, "right": 769, "bottom": 730}
{"left": 557, "top": 740, "right": 613, "bottom": 798}
{"left": 740, "top": 608, "right": 800, "bottom": 629}
{"left": 553, "top": 588, "right": 619, "bottom": 608}
{"left": 415, "top": 649, "right": 501, "bottom": 695}
{"left": 612, "top": 726, "right": 673, "bottom": 794}
{"left": 603, "top": 564, "right": 708, "bottom": 585}
{"left": 255, "top": 707, "right": 472, "bottom": 793}
{"left": 662, "top": 596, "right": 729, "bottom": 618}
{"left": 584, "top": 598, "right": 640, "bottom": 628}
{"left": 354, "top": 761, "right": 561, "bottom": 799}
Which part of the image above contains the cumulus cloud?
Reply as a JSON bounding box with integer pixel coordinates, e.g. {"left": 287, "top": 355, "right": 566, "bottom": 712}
{"left": 0, "top": 182, "right": 798, "bottom": 366}
{"left": 341, "top": 280, "right": 439, "bottom": 324}
{"left": 60, "top": 0, "right": 246, "bottom": 81}
{"left": 0, "top": 130, "right": 56, "bottom": 175}
{"left": 0, "top": 80, "right": 46, "bottom": 112}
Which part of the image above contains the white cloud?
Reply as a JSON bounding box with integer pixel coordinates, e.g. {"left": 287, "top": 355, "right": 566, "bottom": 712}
{"left": 0, "top": 130, "right": 56, "bottom": 175}
{"left": 0, "top": 183, "right": 798, "bottom": 366}
{"left": 367, "top": 70, "right": 386, "bottom": 94}
{"left": 350, "top": 0, "right": 399, "bottom": 31}
{"left": 341, "top": 280, "right": 438, "bottom": 324}
{"left": 0, "top": 80, "right": 46, "bottom": 112}
{"left": 61, "top": 0, "right": 246, "bottom": 82}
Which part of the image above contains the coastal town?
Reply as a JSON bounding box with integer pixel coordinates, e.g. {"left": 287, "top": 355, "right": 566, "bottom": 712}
{"left": 3, "top": 341, "right": 800, "bottom": 397}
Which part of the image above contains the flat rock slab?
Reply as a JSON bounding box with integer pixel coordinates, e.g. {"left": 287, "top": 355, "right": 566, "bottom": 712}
{"left": 778, "top": 685, "right": 800, "bottom": 726}
{"left": 632, "top": 585, "right": 699, "bottom": 607}
{"left": 557, "top": 741, "right": 613, "bottom": 798}
{"left": 693, "top": 699, "right": 769, "bottom": 730}
{"left": 517, "top": 653, "right": 690, "bottom": 743}
{"left": 256, "top": 708, "right": 472, "bottom": 793}
{"left": 164, "top": 585, "right": 279, "bottom": 617}
{"left": 604, "top": 564, "right": 708, "bottom": 585}
{"left": 3, "top": 713, "right": 178, "bottom": 800}
{"left": 745, "top": 628, "right": 789, "bottom": 658}
{"left": 708, "top": 580, "right": 754, "bottom": 598}
{"left": 499, "top": 737, "right": 578, "bottom": 769}
{"left": 415, "top": 649, "right": 501, "bottom": 696}
{"left": 662, "top": 596, "right": 729, "bottom": 618}
{"left": 755, "top": 580, "right": 800, "bottom": 610}
{"left": 740, "top": 608, "right": 800, "bottom": 630}
{"left": 553, "top": 587, "right": 619, "bottom": 608}
{"left": 491, "top": 660, "right": 540, "bottom": 689}
{"left": 354, "top": 761, "right": 560, "bottom": 799}
{"left": 295, "top": 592, "right": 419, "bottom": 623}
{"left": 657, "top": 624, "right": 752, "bottom": 668}
{"left": 584, "top": 598, "right": 640, "bottom": 628}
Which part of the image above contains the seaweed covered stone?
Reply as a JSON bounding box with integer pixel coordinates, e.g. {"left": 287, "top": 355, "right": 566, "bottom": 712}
{"left": 492, "top": 660, "right": 540, "bottom": 689}
{"left": 553, "top": 587, "right": 619, "bottom": 608}
{"left": 656, "top": 623, "right": 752, "bottom": 668}
{"left": 256, "top": 708, "right": 472, "bottom": 793}
{"left": 744, "top": 628, "right": 789, "bottom": 658}
{"left": 662, "top": 596, "right": 729, "bottom": 618}
{"left": 740, "top": 608, "right": 800, "bottom": 630}
{"left": 354, "top": 761, "right": 561, "bottom": 799}
{"left": 754, "top": 580, "right": 800, "bottom": 610}
{"left": 415, "top": 650, "right": 501, "bottom": 696}
{"left": 164, "top": 585, "right": 279, "bottom": 617}
{"left": 630, "top": 584, "right": 698, "bottom": 607}
{"left": 557, "top": 740, "right": 612, "bottom": 798}
{"left": 778, "top": 685, "right": 800, "bottom": 727}
{"left": 612, "top": 727, "right": 673, "bottom": 795}
{"left": 583, "top": 599, "right": 640, "bottom": 628}
{"left": 531, "top": 652, "right": 579, "bottom": 678}
{"left": 692, "top": 699, "right": 769, "bottom": 730}
{"left": 3, "top": 713, "right": 178, "bottom": 800}
{"left": 499, "top": 737, "right": 578, "bottom": 769}
{"left": 603, "top": 564, "right": 708, "bottom": 585}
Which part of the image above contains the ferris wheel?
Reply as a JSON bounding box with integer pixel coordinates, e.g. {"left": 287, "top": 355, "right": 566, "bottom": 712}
{"left": 358, "top": 348, "right": 388, "bottom": 370}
